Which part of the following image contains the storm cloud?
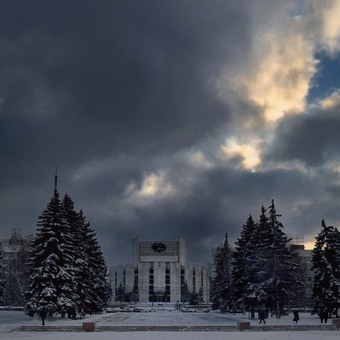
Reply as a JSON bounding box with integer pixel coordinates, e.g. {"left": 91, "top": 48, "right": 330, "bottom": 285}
{"left": 2, "top": 1, "right": 340, "bottom": 265}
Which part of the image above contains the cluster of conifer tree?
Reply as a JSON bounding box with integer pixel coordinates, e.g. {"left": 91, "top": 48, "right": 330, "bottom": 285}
{"left": 211, "top": 199, "right": 304, "bottom": 317}
{"left": 25, "top": 186, "right": 111, "bottom": 317}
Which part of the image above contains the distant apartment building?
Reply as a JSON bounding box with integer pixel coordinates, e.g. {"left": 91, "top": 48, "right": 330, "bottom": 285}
{"left": 109, "top": 236, "right": 210, "bottom": 304}
{"left": 0, "top": 229, "right": 31, "bottom": 263}
{"left": 0, "top": 229, "right": 32, "bottom": 306}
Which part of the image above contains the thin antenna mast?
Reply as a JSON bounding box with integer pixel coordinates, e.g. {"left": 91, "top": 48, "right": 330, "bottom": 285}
{"left": 54, "top": 166, "right": 58, "bottom": 191}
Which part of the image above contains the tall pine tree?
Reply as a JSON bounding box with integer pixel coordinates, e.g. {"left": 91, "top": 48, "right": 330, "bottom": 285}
{"left": 244, "top": 200, "right": 299, "bottom": 317}
{"left": 312, "top": 219, "right": 340, "bottom": 316}
{"left": 266, "top": 199, "right": 300, "bottom": 317}
{"left": 232, "top": 214, "right": 256, "bottom": 312}
{"left": 25, "top": 187, "right": 72, "bottom": 316}
{"left": 210, "top": 233, "right": 234, "bottom": 312}
{"left": 244, "top": 205, "right": 268, "bottom": 313}
{"left": 79, "top": 212, "right": 111, "bottom": 313}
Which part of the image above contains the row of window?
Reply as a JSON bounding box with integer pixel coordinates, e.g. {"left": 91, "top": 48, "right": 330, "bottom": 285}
{"left": 114, "top": 266, "right": 205, "bottom": 292}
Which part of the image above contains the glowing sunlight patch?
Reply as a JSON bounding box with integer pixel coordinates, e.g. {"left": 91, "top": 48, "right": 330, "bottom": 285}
{"left": 138, "top": 172, "right": 174, "bottom": 198}
{"left": 247, "top": 35, "right": 316, "bottom": 122}
{"left": 304, "top": 241, "right": 315, "bottom": 250}
{"left": 221, "top": 138, "right": 261, "bottom": 170}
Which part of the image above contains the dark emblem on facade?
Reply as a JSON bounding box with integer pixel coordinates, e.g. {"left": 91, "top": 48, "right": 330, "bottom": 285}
{"left": 151, "top": 242, "right": 167, "bottom": 253}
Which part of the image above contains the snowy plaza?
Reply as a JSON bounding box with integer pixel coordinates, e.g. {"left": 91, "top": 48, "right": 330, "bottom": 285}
{"left": 1, "top": 309, "right": 340, "bottom": 340}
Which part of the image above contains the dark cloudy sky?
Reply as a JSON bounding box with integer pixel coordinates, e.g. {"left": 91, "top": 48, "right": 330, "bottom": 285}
{"left": 2, "top": 0, "right": 340, "bottom": 265}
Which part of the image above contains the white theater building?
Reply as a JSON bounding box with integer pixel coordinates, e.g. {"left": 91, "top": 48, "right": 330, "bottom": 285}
{"left": 109, "top": 236, "right": 210, "bottom": 304}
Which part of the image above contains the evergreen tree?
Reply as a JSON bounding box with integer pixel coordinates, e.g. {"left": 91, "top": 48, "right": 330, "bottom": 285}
{"left": 181, "top": 281, "right": 190, "bottom": 303}
{"left": 127, "top": 283, "right": 139, "bottom": 303}
{"left": 232, "top": 214, "right": 256, "bottom": 312}
{"left": 266, "top": 199, "right": 300, "bottom": 316}
{"left": 244, "top": 205, "right": 268, "bottom": 313}
{"left": 198, "top": 286, "right": 204, "bottom": 304}
{"left": 312, "top": 219, "right": 340, "bottom": 316}
{"left": 189, "top": 291, "right": 200, "bottom": 305}
{"left": 82, "top": 219, "right": 111, "bottom": 312}
{"left": 115, "top": 283, "right": 125, "bottom": 302}
{"left": 132, "top": 282, "right": 139, "bottom": 303}
{"left": 244, "top": 200, "right": 299, "bottom": 317}
{"left": 210, "top": 233, "right": 234, "bottom": 312}
{"left": 25, "top": 188, "right": 66, "bottom": 316}
{"left": 71, "top": 209, "right": 93, "bottom": 314}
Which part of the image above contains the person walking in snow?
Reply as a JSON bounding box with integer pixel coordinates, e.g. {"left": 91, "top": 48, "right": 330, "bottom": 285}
{"left": 292, "top": 310, "right": 299, "bottom": 324}
{"left": 258, "top": 308, "right": 266, "bottom": 324}
{"left": 40, "top": 307, "right": 47, "bottom": 326}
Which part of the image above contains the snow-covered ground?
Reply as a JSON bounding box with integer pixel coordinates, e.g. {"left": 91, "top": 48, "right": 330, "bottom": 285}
{"left": 1, "top": 309, "right": 339, "bottom": 340}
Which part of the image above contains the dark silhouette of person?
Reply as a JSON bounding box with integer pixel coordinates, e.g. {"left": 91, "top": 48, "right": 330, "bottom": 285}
{"left": 40, "top": 307, "right": 47, "bottom": 326}
{"left": 319, "top": 309, "right": 328, "bottom": 323}
{"left": 293, "top": 310, "right": 299, "bottom": 324}
{"left": 258, "top": 308, "right": 266, "bottom": 324}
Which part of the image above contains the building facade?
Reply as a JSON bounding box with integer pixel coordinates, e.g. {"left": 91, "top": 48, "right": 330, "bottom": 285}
{"left": 109, "top": 237, "right": 210, "bottom": 304}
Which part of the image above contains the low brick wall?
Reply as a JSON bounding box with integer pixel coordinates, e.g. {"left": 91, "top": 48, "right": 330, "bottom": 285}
{"left": 237, "top": 321, "right": 250, "bottom": 331}
{"left": 82, "top": 322, "right": 96, "bottom": 332}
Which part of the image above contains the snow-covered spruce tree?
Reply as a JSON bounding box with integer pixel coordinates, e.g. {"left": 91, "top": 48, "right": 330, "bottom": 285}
{"left": 244, "top": 200, "right": 299, "bottom": 317}
{"left": 266, "top": 199, "right": 301, "bottom": 316}
{"left": 81, "top": 216, "right": 111, "bottom": 313}
{"left": 210, "top": 233, "right": 234, "bottom": 312}
{"left": 244, "top": 205, "right": 268, "bottom": 314}
{"left": 181, "top": 281, "right": 190, "bottom": 303}
{"left": 115, "top": 283, "right": 125, "bottom": 303}
{"left": 232, "top": 214, "right": 256, "bottom": 312}
{"left": 63, "top": 199, "right": 111, "bottom": 314}
{"left": 312, "top": 219, "right": 340, "bottom": 316}
{"left": 127, "top": 283, "right": 139, "bottom": 303}
{"left": 58, "top": 194, "right": 83, "bottom": 316}
{"left": 68, "top": 209, "right": 92, "bottom": 314}
{"left": 25, "top": 188, "right": 79, "bottom": 316}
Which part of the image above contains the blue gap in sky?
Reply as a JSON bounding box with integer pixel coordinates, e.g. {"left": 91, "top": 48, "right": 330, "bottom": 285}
{"left": 307, "top": 51, "right": 340, "bottom": 104}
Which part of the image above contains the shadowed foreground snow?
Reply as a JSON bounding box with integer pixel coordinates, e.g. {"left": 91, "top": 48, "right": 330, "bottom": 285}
{"left": 1, "top": 309, "right": 340, "bottom": 340}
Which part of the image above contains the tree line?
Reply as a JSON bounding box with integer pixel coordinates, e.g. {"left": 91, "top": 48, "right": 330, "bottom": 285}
{"left": 211, "top": 199, "right": 340, "bottom": 318}
{"left": 1, "top": 196, "right": 340, "bottom": 319}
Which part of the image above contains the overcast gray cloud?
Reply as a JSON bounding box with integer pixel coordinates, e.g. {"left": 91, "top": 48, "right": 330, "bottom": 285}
{"left": 268, "top": 104, "right": 340, "bottom": 166}
{"left": 2, "top": 1, "right": 340, "bottom": 265}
